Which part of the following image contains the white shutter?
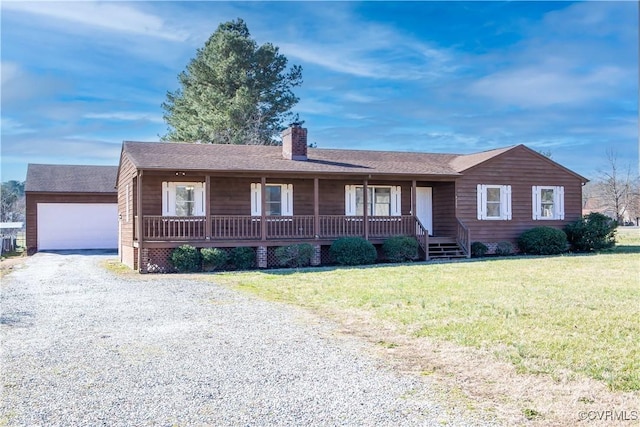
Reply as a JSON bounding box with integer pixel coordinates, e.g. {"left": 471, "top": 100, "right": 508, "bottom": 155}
{"left": 251, "top": 183, "right": 261, "bottom": 216}
{"left": 390, "top": 186, "right": 401, "bottom": 216}
{"left": 532, "top": 186, "right": 540, "bottom": 220}
{"left": 162, "top": 182, "right": 177, "bottom": 216}
{"left": 282, "top": 184, "right": 293, "bottom": 216}
{"left": 557, "top": 186, "right": 565, "bottom": 220}
{"left": 345, "top": 185, "right": 356, "bottom": 216}
{"left": 194, "top": 182, "right": 206, "bottom": 216}
{"left": 502, "top": 185, "right": 512, "bottom": 220}
{"left": 477, "top": 184, "right": 485, "bottom": 220}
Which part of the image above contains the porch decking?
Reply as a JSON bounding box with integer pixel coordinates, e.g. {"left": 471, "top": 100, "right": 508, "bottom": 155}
{"left": 134, "top": 215, "right": 471, "bottom": 260}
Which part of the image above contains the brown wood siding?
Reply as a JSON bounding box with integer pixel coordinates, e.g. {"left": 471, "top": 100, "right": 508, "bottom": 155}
{"left": 431, "top": 182, "right": 456, "bottom": 237}
{"left": 141, "top": 176, "right": 423, "bottom": 217}
{"left": 455, "top": 145, "right": 584, "bottom": 244}
{"left": 25, "top": 192, "right": 117, "bottom": 253}
{"left": 210, "top": 177, "right": 253, "bottom": 215}
{"left": 117, "top": 154, "right": 137, "bottom": 258}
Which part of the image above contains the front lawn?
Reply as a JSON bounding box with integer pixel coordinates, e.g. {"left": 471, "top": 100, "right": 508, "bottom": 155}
{"left": 211, "top": 228, "right": 639, "bottom": 393}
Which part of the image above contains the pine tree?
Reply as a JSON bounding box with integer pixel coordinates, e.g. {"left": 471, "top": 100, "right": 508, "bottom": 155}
{"left": 162, "top": 19, "right": 302, "bottom": 145}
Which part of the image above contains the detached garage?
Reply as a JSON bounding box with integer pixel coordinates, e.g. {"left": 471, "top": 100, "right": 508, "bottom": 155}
{"left": 25, "top": 164, "right": 118, "bottom": 254}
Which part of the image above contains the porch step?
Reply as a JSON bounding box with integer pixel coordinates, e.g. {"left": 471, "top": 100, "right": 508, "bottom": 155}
{"left": 427, "top": 239, "right": 467, "bottom": 260}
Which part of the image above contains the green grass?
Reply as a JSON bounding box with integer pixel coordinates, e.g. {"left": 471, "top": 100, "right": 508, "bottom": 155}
{"left": 210, "top": 228, "right": 640, "bottom": 392}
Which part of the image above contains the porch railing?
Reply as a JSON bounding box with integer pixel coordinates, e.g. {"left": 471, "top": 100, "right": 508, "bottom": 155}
{"left": 414, "top": 217, "right": 430, "bottom": 260}
{"left": 141, "top": 216, "right": 207, "bottom": 240}
{"left": 140, "top": 214, "right": 421, "bottom": 241}
{"left": 211, "top": 216, "right": 260, "bottom": 240}
{"left": 456, "top": 217, "right": 471, "bottom": 258}
{"left": 266, "top": 216, "right": 315, "bottom": 239}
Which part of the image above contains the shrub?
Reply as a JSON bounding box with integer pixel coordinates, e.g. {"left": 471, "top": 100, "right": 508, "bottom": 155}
{"left": 200, "top": 248, "right": 229, "bottom": 271}
{"left": 495, "top": 241, "right": 513, "bottom": 256}
{"left": 471, "top": 242, "right": 488, "bottom": 258}
{"left": 382, "top": 236, "right": 419, "bottom": 262}
{"left": 230, "top": 247, "right": 255, "bottom": 270}
{"left": 170, "top": 244, "right": 202, "bottom": 272}
{"left": 518, "top": 227, "right": 568, "bottom": 255}
{"left": 330, "top": 237, "right": 377, "bottom": 266}
{"left": 275, "top": 243, "right": 315, "bottom": 268}
{"left": 565, "top": 212, "right": 617, "bottom": 252}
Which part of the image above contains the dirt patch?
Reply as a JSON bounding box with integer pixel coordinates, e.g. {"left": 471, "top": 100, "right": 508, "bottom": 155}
{"left": 0, "top": 254, "right": 27, "bottom": 279}
{"left": 325, "top": 307, "right": 639, "bottom": 427}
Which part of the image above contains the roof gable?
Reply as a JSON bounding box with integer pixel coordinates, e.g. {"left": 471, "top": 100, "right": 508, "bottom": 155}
{"left": 25, "top": 164, "right": 118, "bottom": 193}
{"left": 450, "top": 144, "right": 588, "bottom": 183}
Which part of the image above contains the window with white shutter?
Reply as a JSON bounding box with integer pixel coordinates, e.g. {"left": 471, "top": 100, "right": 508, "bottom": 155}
{"left": 162, "top": 182, "right": 206, "bottom": 216}
{"left": 345, "top": 185, "right": 401, "bottom": 216}
{"left": 477, "top": 184, "right": 511, "bottom": 220}
{"left": 251, "top": 184, "right": 293, "bottom": 216}
{"left": 532, "top": 186, "right": 564, "bottom": 220}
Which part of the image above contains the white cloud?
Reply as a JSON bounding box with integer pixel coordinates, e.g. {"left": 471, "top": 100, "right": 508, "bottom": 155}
{"left": 467, "top": 2, "right": 637, "bottom": 110}
{"left": 342, "top": 92, "right": 378, "bottom": 104}
{"left": 2, "top": 1, "right": 188, "bottom": 41}
{"left": 470, "top": 65, "right": 630, "bottom": 108}
{"left": 0, "top": 118, "right": 36, "bottom": 135}
{"left": 84, "top": 112, "right": 164, "bottom": 124}
{"left": 276, "top": 13, "right": 455, "bottom": 81}
{"left": 0, "top": 62, "right": 69, "bottom": 105}
{"left": 293, "top": 98, "right": 339, "bottom": 115}
{"left": 0, "top": 61, "right": 20, "bottom": 85}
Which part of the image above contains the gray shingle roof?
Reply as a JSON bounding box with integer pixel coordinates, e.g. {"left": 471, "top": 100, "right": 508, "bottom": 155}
{"left": 25, "top": 164, "right": 118, "bottom": 193}
{"left": 449, "top": 146, "right": 516, "bottom": 172}
{"left": 122, "top": 141, "right": 465, "bottom": 177}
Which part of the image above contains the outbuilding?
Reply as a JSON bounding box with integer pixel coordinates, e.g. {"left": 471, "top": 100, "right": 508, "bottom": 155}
{"left": 25, "top": 164, "right": 118, "bottom": 253}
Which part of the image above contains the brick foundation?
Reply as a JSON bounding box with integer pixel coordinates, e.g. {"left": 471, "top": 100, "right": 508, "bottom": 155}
{"left": 311, "top": 244, "right": 321, "bottom": 266}
{"left": 257, "top": 246, "right": 268, "bottom": 268}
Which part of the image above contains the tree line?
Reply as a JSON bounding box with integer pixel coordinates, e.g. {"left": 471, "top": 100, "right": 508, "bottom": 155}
{"left": 1, "top": 181, "right": 25, "bottom": 223}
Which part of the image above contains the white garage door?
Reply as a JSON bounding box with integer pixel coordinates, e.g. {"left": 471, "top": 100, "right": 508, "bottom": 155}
{"left": 37, "top": 203, "right": 118, "bottom": 250}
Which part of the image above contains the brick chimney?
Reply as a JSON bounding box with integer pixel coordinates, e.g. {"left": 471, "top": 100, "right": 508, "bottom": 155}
{"left": 282, "top": 124, "right": 308, "bottom": 161}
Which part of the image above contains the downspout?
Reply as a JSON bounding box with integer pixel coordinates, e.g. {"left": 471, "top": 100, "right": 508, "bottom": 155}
{"left": 136, "top": 170, "right": 145, "bottom": 273}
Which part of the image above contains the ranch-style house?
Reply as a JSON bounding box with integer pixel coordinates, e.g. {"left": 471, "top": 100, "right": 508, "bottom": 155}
{"left": 114, "top": 125, "right": 587, "bottom": 272}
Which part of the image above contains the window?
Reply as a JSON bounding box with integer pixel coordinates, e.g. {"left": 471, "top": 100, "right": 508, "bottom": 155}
{"left": 477, "top": 184, "right": 511, "bottom": 220}
{"left": 265, "top": 185, "right": 282, "bottom": 215}
{"left": 162, "top": 182, "right": 205, "bottom": 216}
{"left": 532, "top": 186, "right": 564, "bottom": 220}
{"left": 345, "top": 185, "right": 401, "bottom": 216}
{"left": 175, "top": 185, "right": 195, "bottom": 216}
{"left": 251, "top": 183, "right": 293, "bottom": 216}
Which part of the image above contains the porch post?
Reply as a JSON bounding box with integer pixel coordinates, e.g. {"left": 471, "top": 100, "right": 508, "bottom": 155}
{"left": 313, "top": 178, "right": 320, "bottom": 238}
{"left": 411, "top": 180, "right": 417, "bottom": 218}
{"left": 261, "top": 176, "right": 267, "bottom": 241}
{"left": 136, "top": 170, "right": 146, "bottom": 273}
{"left": 205, "top": 175, "right": 211, "bottom": 239}
{"left": 412, "top": 180, "right": 417, "bottom": 238}
{"left": 363, "top": 179, "right": 369, "bottom": 240}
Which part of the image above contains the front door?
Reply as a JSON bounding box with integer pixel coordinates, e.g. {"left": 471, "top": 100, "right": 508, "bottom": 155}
{"left": 416, "top": 187, "right": 433, "bottom": 235}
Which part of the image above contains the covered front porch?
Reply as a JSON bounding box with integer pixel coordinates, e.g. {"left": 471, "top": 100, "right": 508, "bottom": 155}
{"left": 135, "top": 214, "right": 470, "bottom": 260}
{"left": 131, "top": 172, "right": 470, "bottom": 265}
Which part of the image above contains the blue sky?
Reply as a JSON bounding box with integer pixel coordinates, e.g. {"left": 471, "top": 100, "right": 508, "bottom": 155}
{"left": 1, "top": 1, "right": 638, "bottom": 182}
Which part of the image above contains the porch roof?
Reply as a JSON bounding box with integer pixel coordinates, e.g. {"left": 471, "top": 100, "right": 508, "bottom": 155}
{"left": 122, "top": 141, "right": 469, "bottom": 177}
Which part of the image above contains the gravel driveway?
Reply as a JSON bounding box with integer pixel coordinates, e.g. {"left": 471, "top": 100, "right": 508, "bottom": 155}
{"left": 1, "top": 252, "right": 487, "bottom": 426}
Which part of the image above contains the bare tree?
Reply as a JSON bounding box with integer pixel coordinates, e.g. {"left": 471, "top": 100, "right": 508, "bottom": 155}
{"left": 599, "top": 149, "right": 638, "bottom": 225}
